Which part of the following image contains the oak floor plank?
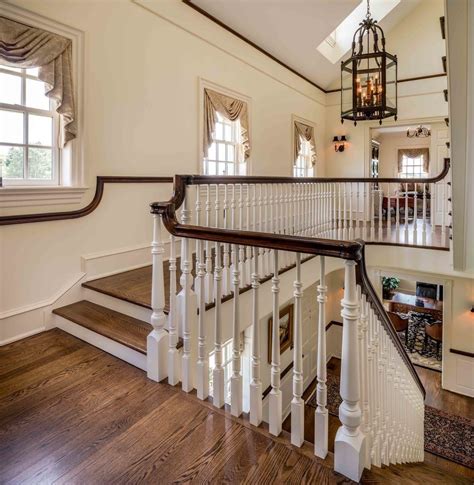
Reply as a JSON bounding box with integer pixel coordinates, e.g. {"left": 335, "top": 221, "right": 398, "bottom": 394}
{"left": 1, "top": 329, "right": 470, "bottom": 485}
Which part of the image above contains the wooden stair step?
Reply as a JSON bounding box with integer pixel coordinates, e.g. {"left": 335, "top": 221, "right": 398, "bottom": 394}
{"left": 53, "top": 301, "right": 151, "bottom": 354}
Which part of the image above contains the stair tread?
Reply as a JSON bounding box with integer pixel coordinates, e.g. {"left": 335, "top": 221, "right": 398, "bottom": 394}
{"left": 83, "top": 266, "right": 154, "bottom": 310}
{"left": 53, "top": 300, "right": 151, "bottom": 354}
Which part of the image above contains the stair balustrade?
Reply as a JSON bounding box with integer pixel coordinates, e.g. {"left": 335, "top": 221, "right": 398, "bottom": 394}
{"left": 147, "top": 172, "right": 429, "bottom": 482}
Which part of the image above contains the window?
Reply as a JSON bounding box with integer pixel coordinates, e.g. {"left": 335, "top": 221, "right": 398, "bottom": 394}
{"left": 0, "top": 65, "right": 59, "bottom": 185}
{"left": 209, "top": 338, "right": 236, "bottom": 404}
{"left": 204, "top": 112, "right": 245, "bottom": 176}
{"left": 294, "top": 137, "right": 314, "bottom": 177}
{"left": 400, "top": 155, "right": 426, "bottom": 178}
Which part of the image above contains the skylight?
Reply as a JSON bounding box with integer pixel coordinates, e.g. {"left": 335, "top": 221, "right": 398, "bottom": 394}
{"left": 317, "top": 0, "right": 400, "bottom": 64}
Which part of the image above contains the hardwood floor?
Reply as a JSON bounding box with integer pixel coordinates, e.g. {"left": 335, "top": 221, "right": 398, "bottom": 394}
{"left": 283, "top": 357, "right": 474, "bottom": 482}
{"left": 1, "top": 330, "right": 470, "bottom": 484}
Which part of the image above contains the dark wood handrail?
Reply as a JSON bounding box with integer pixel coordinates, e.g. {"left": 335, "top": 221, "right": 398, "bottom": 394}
{"left": 177, "top": 157, "right": 450, "bottom": 186}
{"left": 355, "top": 244, "right": 426, "bottom": 398}
{"left": 0, "top": 176, "right": 173, "bottom": 226}
{"left": 151, "top": 198, "right": 425, "bottom": 397}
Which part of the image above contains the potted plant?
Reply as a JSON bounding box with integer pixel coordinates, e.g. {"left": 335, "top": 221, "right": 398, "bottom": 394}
{"left": 382, "top": 277, "right": 400, "bottom": 300}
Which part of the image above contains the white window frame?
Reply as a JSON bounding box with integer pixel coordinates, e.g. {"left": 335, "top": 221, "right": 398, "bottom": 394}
{"left": 199, "top": 78, "right": 251, "bottom": 176}
{"left": 294, "top": 137, "right": 314, "bottom": 177}
{"left": 0, "top": 2, "right": 86, "bottom": 207}
{"left": 399, "top": 154, "right": 427, "bottom": 179}
{"left": 0, "top": 66, "right": 60, "bottom": 186}
{"left": 292, "top": 115, "right": 316, "bottom": 177}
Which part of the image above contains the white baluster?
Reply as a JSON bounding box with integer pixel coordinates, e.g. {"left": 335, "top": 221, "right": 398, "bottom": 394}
{"left": 269, "top": 250, "right": 282, "bottom": 436}
{"left": 362, "top": 183, "right": 368, "bottom": 240}
{"left": 334, "top": 260, "right": 366, "bottom": 482}
{"left": 205, "top": 185, "right": 213, "bottom": 303}
{"left": 315, "top": 256, "right": 328, "bottom": 458}
{"left": 249, "top": 247, "right": 262, "bottom": 426}
{"left": 245, "top": 184, "right": 252, "bottom": 285}
{"left": 370, "top": 185, "right": 376, "bottom": 241}
{"left": 213, "top": 237, "right": 225, "bottom": 408}
{"left": 378, "top": 187, "right": 383, "bottom": 241}
{"left": 404, "top": 183, "right": 409, "bottom": 244}
{"left": 147, "top": 213, "right": 168, "bottom": 382}
{"left": 222, "top": 184, "right": 231, "bottom": 295}
{"left": 387, "top": 184, "right": 391, "bottom": 240}
{"left": 422, "top": 183, "right": 427, "bottom": 245}
{"left": 238, "top": 184, "right": 246, "bottom": 288}
{"left": 167, "top": 234, "right": 180, "bottom": 386}
{"left": 413, "top": 183, "right": 418, "bottom": 245}
{"left": 230, "top": 240, "right": 242, "bottom": 416}
{"left": 195, "top": 232, "right": 208, "bottom": 400}
{"left": 179, "top": 194, "right": 197, "bottom": 393}
{"left": 291, "top": 253, "right": 304, "bottom": 447}
{"left": 348, "top": 183, "right": 354, "bottom": 239}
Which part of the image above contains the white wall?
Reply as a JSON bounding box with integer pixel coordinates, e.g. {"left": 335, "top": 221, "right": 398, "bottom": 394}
{"left": 0, "top": 0, "right": 326, "bottom": 343}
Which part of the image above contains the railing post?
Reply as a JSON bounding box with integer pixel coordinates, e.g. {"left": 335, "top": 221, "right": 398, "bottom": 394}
{"left": 269, "top": 250, "right": 282, "bottom": 436}
{"left": 213, "top": 238, "right": 225, "bottom": 408}
{"left": 315, "top": 256, "right": 328, "bottom": 458}
{"left": 249, "top": 247, "right": 262, "bottom": 426}
{"left": 291, "top": 253, "right": 304, "bottom": 447}
{"left": 147, "top": 213, "right": 168, "bottom": 382}
{"left": 335, "top": 259, "right": 366, "bottom": 482}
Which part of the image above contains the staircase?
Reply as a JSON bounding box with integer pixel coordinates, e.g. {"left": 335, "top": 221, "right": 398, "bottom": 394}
{"left": 49, "top": 167, "right": 460, "bottom": 482}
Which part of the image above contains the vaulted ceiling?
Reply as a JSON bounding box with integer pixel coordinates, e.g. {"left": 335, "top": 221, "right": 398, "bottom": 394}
{"left": 186, "top": 0, "right": 422, "bottom": 90}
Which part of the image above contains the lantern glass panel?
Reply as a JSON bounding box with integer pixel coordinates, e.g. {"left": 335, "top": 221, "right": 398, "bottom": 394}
{"left": 341, "top": 60, "right": 353, "bottom": 117}
{"left": 385, "top": 55, "right": 397, "bottom": 110}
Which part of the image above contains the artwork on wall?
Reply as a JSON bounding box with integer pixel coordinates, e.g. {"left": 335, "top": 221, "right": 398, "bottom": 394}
{"left": 267, "top": 304, "right": 294, "bottom": 364}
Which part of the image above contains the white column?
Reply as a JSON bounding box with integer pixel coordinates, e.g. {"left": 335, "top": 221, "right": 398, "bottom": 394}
{"left": 315, "top": 256, "right": 328, "bottom": 458}
{"left": 334, "top": 260, "right": 366, "bottom": 482}
{"left": 269, "top": 250, "right": 282, "bottom": 436}
{"left": 291, "top": 253, "right": 304, "bottom": 447}
{"left": 147, "top": 213, "right": 168, "bottom": 382}
{"left": 249, "top": 247, "right": 262, "bottom": 426}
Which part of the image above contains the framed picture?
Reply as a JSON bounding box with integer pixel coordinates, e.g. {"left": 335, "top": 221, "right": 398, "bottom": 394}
{"left": 267, "top": 304, "right": 294, "bottom": 364}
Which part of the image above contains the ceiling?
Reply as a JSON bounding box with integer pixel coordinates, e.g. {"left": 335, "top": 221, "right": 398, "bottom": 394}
{"left": 186, "top": 0, "right": 422, "bottom": 91}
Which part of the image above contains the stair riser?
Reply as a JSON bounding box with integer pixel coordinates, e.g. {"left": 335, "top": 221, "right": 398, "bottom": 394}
{"left": 53, "top": 314, "right": 147, "bottom": 371}
{"left": 83, "top": 288, "right": 152, "bottom": 323}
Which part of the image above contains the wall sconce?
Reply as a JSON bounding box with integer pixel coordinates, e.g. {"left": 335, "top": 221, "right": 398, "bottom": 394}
{"left": 333, "top": 135, "right": 347, "bottom": 152}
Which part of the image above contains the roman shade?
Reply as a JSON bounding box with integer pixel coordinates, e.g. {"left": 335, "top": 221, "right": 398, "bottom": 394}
{"left": 398, "top": 148, "right": 430, "bottom": 173}
{"left": 203, "top": 88, "right": 250, "bottom": 160}
{"left": 0, "top": 16, "right": 77, "bottom": 146}
{"left": 294, "top": 121, "right": 316, "bottom": 166}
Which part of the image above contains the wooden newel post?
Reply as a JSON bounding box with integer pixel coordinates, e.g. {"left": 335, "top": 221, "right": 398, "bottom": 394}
{"left": 147, "top": 213, "right": 168, "bottom": 382}
{"left": 315, "top": 256, "right": 328, "bottom": 458}
{"left": 335, "top": 259, "right": 366, "bottom": 482}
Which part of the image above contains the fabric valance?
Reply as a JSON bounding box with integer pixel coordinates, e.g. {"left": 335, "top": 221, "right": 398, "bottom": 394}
{"left": 294, "top": 121, "right": 316, "bottom": 166}
{"left": 0, "top": 16, "right": 77, "bottom": 146}
{"left": 397, "top": 148, "right": 430, "bottom": 173}
{"left": 203, "top": 88, "right": 250, "bottom": 160}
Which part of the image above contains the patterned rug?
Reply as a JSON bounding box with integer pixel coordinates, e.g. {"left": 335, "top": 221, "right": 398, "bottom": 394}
{"left": 398, "top": 312, "right": 442, "bottom": 372}
{"left": 307, "top": 373, "right": 474, "bottom": 469}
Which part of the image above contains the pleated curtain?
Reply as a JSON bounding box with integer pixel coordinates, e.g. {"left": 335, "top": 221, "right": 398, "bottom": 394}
{"left": 398, "top": 148, "right": 430, "bottom": 173}
{"left": 0, "top": 16, "right": 77, "bottom": 147}
{"left": 203, "top": 88, "right": 250, "bottom": 160}
{"left": 294, "top": 121, "right": 316, "bottom": 166}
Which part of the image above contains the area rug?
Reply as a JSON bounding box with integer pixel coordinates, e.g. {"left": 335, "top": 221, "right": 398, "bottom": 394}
{"left": 307, "top": 373, "right": 474, "bottom": 469}
{"left": 398, "top": 313, "right": 442, "bottom": 372}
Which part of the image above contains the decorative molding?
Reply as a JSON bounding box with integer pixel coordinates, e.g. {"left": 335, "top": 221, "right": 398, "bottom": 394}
{"left": 0, "top": 176, "right": 173, "bottom": 226}
{"left": 450, "top": 348, "right": 474, "bottom": 359}
{"left": 0, "top": 186, "right": 88, "bottom": 208}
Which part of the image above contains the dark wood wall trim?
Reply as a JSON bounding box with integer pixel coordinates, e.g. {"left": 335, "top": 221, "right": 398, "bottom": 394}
{"left": 183, "top": 0, "right": 447, "bottom": 96}
{"left": 0, "top": 176, "right": 173, "bottom": 226}
{"left": 325, "top": 320, "right": 343, "bottom": 331}
{"left": 450, "top": 348, "right": 474, "bottom": 359}
{"left": 182, "top": 0, "right": 325, "bottom": 93}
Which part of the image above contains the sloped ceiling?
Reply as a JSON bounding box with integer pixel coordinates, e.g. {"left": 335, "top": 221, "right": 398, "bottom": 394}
{"left": 186, "top": 0, "right": 422, "bottom": 91}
